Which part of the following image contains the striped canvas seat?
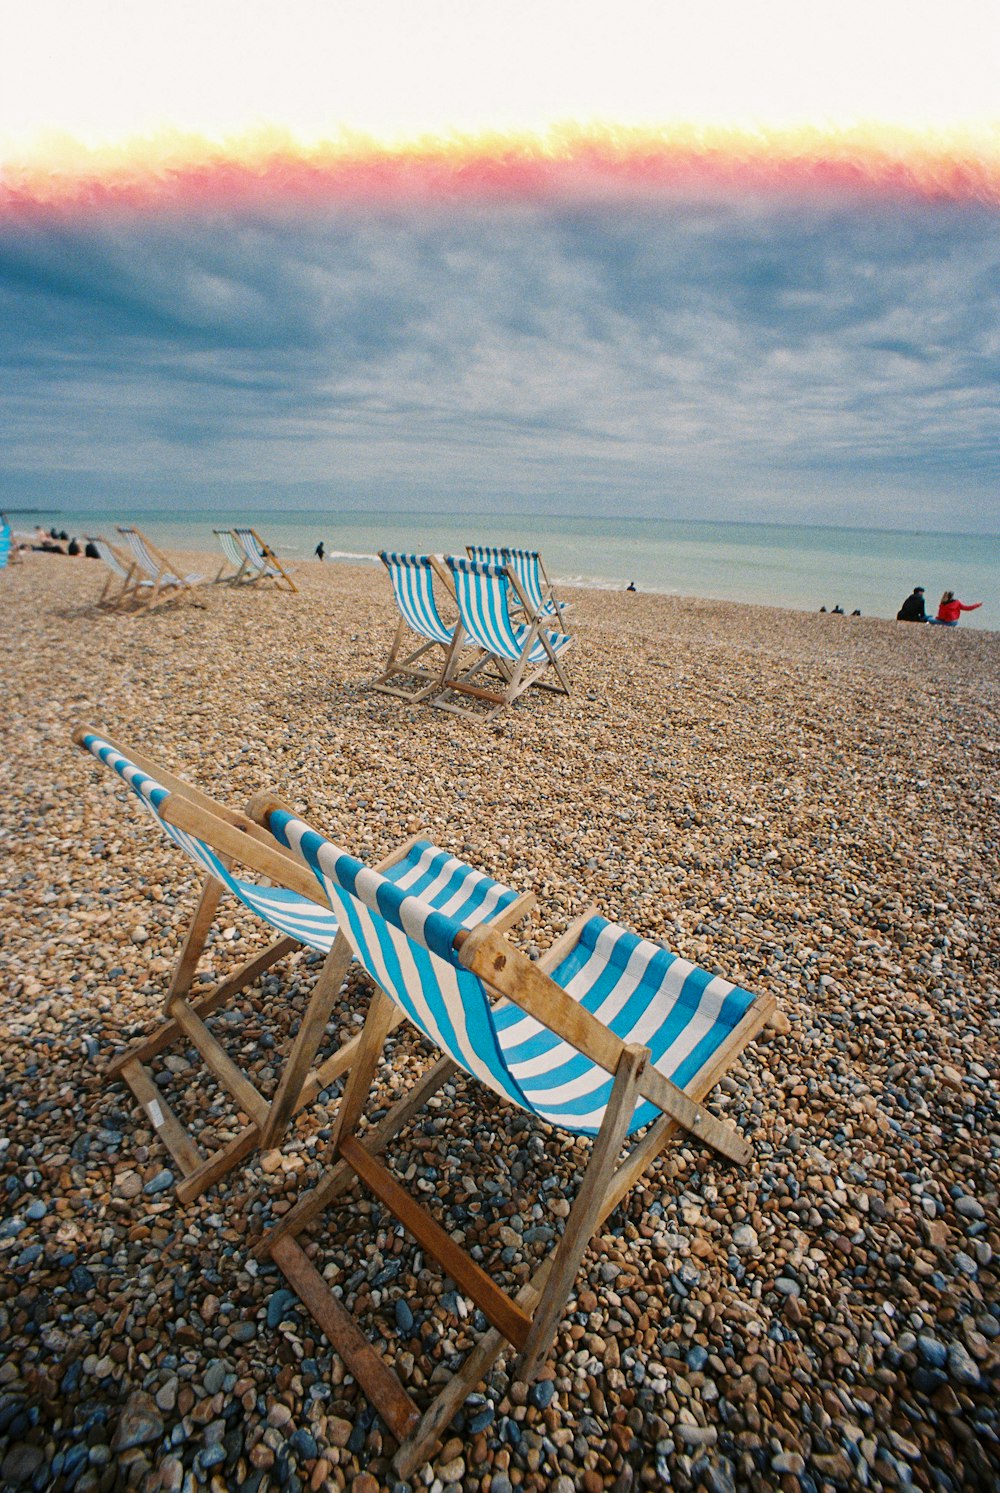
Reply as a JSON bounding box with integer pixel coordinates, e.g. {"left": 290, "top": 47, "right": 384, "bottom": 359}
{"left": 491, "top": 916, "right": 755, "bottom": 1133}
{"left": 0, "top": 517, "right": 10, "bottom": 569}
{"left": 271, "top": 810, "right": 753, "bottom": 1135}
{"left": 233, "top": 527, "right": 279, "bottom": 577}
{"left": 231, "top": 527, "right": 297, "bottom": 591}
{"left": 466, "top": 544, "right": 508, "bottom": 566}
{"left": 431, "top": 557, "right": 573, "bottom": 719}
{"left": 381, "top": 552, "right": 454, "bottom": 646}
{"left": 214, "top": 528, "right": 248, "bottom": 582}
{"left": 446, "top": 558, "right": 572, "bottom": 665}
{"left": 118, "top": 526, "right": 201, "bottom": 588}
{"left": 258, "top": 811, "right": 772, "bottom": 1474}
{"left": 503, "top": 547, "right": 570, "bottom": 622}
{"left": 81, "top": 733, "right": 339, "bottom": 951}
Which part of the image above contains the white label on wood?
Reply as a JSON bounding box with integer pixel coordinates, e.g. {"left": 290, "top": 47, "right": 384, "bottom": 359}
{"left": 147, "top": 1100, "right": 164, "bottom": 1128}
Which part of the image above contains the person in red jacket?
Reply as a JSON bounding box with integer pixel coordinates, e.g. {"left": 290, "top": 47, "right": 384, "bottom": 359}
{"left": 930, "top": 591, "right": 982, "bottom": 626}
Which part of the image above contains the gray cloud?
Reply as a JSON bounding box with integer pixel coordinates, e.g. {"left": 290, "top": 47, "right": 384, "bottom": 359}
{"left": 0, "top": 192, "right": 997, "bottom": 528}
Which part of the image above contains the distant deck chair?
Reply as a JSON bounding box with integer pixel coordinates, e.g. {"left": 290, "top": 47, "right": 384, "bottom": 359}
{"left": 372, "top": 552, "right": 466, "bottom": 702}
{"left": 503, "top": 547, "right": 571, "bottom": 625}
{"left": 117, "top": 526, "right": 204, "bottom": 607}
{"left": 213, "top": 529, "right": 250, "bottom": 584}
{"left": 255, "top": 808, "right": 775, "bottom": 1476}
{"left": 432, "top": 556, "right": 573, "bottom": 720}
{"left": 74, "top": 728, "right": 533, "bottom": 1202}
{"left": 90, "top": 536, "right": 151, "bottom": 610}
{"left": 466, "top": 544, "right": 508, "bottom": 566}
{"left": 0, "top": 517, "right": 11, "bottom": 569}
{"left": 232, "top": 527, "right": 297, "bottom": 592}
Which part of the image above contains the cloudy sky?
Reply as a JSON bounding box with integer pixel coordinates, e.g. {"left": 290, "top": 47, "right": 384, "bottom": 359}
{"left": 1, "top": 2, "right": 998, "bottom": 531}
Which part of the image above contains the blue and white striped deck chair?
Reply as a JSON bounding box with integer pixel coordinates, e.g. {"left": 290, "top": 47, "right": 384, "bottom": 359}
{"left": 433, "top": 556, "right": 573, "bottom": 720}
{"left": 0, "top": 516, "right": 10, "bottom": 569}
{"left": 233, "top": 527, "right": 297, "bottom": 591}
{"left": 503, "top": 547, "right": 571, "bottom": 625}
{"left": 373, "top": 552, "right": 472, "bottom": 703}
{"left": 117, "top": 525, "right": 204, "bottom": 607}
{"left": 466, "top": 544, "right": 507, "bottom": 566}
{"left": 213, "top": 528, "right": 249, "bottom": 584}
{"left": 258, "top": 811, "right": 774, "bottom": 1475}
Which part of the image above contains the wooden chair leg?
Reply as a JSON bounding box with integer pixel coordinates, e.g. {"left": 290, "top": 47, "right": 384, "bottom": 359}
{"left": 515, "top": 1043, "right": 647, "bottom": 1382}
{"left": 163, "top": 869, "right": 229, "bottom": 1009}
{"left": 258, "top": 931, "right": 354, "bottom": 1149}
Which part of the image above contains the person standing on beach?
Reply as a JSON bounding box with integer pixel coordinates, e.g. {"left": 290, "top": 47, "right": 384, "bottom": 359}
{"left": 896, "top": 586, "right": 927, "bottom": 622}
{"left": 930, "top": 591, "right": 982, "bottom": 626}
{"left": 314, "top": 541, "right": 325, "bottom": 561}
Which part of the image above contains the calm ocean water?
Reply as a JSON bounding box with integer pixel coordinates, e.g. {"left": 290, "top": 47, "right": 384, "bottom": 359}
{"left": 16, "top": 507, "right": 998, "bottom": 631}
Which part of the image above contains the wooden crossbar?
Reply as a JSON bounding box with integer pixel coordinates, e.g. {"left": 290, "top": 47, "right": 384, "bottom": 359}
{"left": 106, "top": 935, "right": 296, "bottom": 1078}
{"left": 168, "top": 998, "right": 269, "bottom": 1127}
{"left": 339, "top": 1136, "right": 532, "bottom": 1349}
{"left": 271, "top": 1236, "right": 420, "bottom": 1440}
{"left": 120, "top": 1059, "right": 203, "bottom": 1176}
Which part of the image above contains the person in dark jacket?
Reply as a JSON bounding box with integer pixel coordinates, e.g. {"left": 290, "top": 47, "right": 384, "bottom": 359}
{"left": 897, "top": 586, "right": 927, "bottom": 622}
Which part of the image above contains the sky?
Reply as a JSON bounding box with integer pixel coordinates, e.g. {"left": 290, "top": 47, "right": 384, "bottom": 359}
{"left": 1, "top": 2, "right": 998, "bottom": 531}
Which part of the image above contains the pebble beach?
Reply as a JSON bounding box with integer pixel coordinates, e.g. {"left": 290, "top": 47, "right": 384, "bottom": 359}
{"left": 1, "top": 551, "right": 997, "bottom": 1493}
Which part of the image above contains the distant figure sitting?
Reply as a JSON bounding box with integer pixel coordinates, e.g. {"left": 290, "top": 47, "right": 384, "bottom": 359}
{"left": 831, "top": 604, "right": 845, "bottom": 615}
{"left": 851, "top": 609, "right": 861, "bottom": 617}
{"left": 819, "top": 605, "right": 827, "bottom": 612}
{"left": 896, "top": 586, "right": 927, "bottom": 622}
{"left": 314, "top": 541, "right": 325, "bottom": 561}
{"left": 626, "top": 580, "right": 636, "bottom": 592}
{"left": 84, "top": 539, "right": 100, "bottom": 559}
{"left": 930, "top": 590, "right": 982, "bottom": 627}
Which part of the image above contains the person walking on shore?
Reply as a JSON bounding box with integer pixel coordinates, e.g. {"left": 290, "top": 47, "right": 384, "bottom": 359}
{"left": 930, "top": 591, "right": 982, "bottom": 626}
{"left": 896, "top": 586, "right": 927, "bottom": 622}
{"left": 314, "top": 541, "right": 325, "bottom": 561}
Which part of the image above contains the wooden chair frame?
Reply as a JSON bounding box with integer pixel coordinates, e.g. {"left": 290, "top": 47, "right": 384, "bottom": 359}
{"left": 213, "top": 529, "right": 250, "bottom": 585}
{"left": 431, "top": 564, "right": 572, "bottom": 722}
{"left": 116, "top": 526, "right": 204, "bottom": 610}
{"left": 74, "top": 728, "right": 413, "bottom": 1202}
{"left": 234, "top": 527, "right": 298, "bottom": 592}
{"left": 90, "top": 536, "right": 149, "bottom": 611}
{"left": 373, "top": 555, "right": 499, "bottom": 705}
{"left": 256, "top": 903, "right": 775, "bottom": 1476}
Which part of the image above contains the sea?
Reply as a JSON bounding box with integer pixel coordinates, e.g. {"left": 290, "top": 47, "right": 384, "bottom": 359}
{"left": 13, "top": 507, "right": 998, "bottom": 631}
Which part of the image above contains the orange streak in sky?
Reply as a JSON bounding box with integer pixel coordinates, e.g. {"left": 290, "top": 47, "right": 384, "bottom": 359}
{"left": 2, "top": 128, "right": 998, "bottom": 214}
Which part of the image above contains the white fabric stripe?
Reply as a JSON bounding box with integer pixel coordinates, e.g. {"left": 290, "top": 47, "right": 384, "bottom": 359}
{"left": 390, "top": 848, "right": 509, "bottom": 923}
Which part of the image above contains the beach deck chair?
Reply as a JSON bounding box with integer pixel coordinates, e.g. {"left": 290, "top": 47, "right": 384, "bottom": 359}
{"left": 432, "top": 556, "right": 573, "bottom": 720}
{"left": 89, "top": 536, "right": 151, "bottom": 610}
{"left": 73, "top": 728, "right": 533, "bottom": 1202}
{"left": 255, "top": 809, "right": 775, "bottom": 1476}
{"left": 117, "top": 526, "right": 204, "bottom": 607}
{"left": 0, "top": 516, "right": 11, "bottom": 569}
{"left": 504, "top": 547, "right": 571, "bottom": 625}
{"left": 232, "top": 527, "right": 297, "bottom": 592}
{"left": 213, "top": 529, "right": 250, "bottom": 584}
{"left": 466, "top": 544, "right": 508, "bottom": 566}
{"left": 372, "top": 552, "right": 469, "bottom": 702}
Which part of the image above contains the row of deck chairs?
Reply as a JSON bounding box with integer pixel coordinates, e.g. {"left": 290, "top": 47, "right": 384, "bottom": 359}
{"left": 91, "top": 526, "right": 295, "bottom": 612}
{"left": 375, "top": 547, "right": 573, "bottom": 721}
{"left": 75, "top": 725, "right": 776, "bottom": 1477}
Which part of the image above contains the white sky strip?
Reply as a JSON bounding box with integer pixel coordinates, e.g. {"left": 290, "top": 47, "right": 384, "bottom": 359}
{"left": 2, "top": 1, "right": 998, "bottom": 162}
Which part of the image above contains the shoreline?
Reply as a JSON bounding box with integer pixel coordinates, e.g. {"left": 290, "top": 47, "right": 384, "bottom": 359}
{"left": 1, "top": 555, "right": 997, "bottom": 1489}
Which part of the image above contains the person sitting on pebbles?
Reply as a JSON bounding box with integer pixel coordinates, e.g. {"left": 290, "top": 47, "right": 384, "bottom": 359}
{"left": 896, "top": 586, "right": 927, "bottom": 622}
{"left": 930, "top": 591, "right": 982, "bottom": 627}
